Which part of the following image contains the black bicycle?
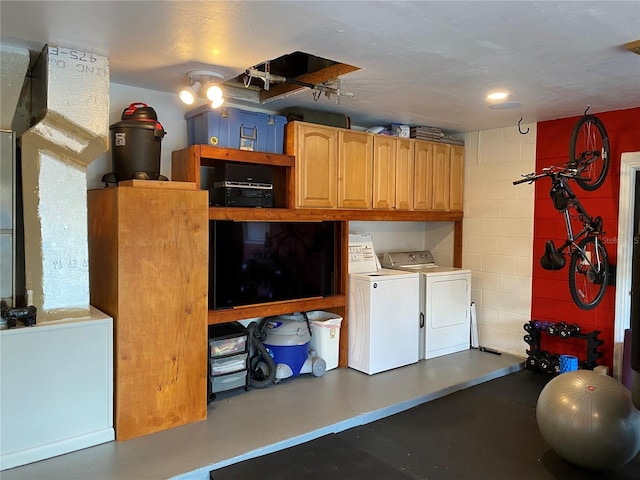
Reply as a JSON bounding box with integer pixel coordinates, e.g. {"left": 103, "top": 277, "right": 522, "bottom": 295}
{"left": 514, "top": 113, "right": 610, "bottom": 310}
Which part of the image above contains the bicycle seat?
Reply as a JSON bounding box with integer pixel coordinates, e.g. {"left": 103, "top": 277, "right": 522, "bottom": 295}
{"left": 540, "top": 240, "right": 566, "bottom": 271}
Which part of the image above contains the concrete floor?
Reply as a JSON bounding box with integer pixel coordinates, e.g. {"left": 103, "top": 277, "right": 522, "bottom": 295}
{"left": 1, "top": 349, "right": 523, "bottom": 480}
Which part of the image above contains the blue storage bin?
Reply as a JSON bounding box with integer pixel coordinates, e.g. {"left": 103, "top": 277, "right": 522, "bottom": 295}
{"left": 185, "top": 105, "right": 287, "bottom": 153}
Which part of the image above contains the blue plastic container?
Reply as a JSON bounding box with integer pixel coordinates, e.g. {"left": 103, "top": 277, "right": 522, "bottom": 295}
{"left": 185, "top": 105, "right": 287, "bottom": 153}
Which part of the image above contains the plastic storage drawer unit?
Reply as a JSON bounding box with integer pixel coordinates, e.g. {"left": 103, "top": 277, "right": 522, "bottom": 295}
{"left": 210, "top": 353, "right": 248, "bottom": 375}
{"left": 211, "top": 370, "right": 248, "bottom": 394}
{"left": 208, "top": 323, "right": 248, "bottom": 358}
{"left": 186, "top": 105, "right": 287, "bottom": 153}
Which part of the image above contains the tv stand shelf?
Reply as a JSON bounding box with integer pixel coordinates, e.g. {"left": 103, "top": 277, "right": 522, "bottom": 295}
{"left": 208, "top": 295, "right": 347, "bottom": 325}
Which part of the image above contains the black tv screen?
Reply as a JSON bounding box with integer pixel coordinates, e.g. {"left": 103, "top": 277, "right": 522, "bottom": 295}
{"left": 210, "top": 220, "right": 337, "bottom": 309}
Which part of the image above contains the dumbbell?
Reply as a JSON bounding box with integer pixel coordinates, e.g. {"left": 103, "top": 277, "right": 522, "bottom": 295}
{"left": 559, "top": 323, "right": 580, "bottom": 339}
{"left": 525, "top": 352, "right": 540, "bottom": 369}
{"left": 533, "top": 320, "right": 547, "bottom": 330}
{"left": 523, "top": 322, "right": 535, "bottom": 333}
{"left": 538, "top": 352, "right": 561, "bottom": 374}
{"left": 547, "top": 322, "right": 560, "bottom": 336}
{"left": 524, "top": 334, "right": 536, "bottom": 345}
{"left": 556, "top": 322, "right": 567, "bottom": 336}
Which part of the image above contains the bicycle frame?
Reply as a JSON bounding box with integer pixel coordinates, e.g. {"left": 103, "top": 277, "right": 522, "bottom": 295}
{"left": 550, "top": 174, "right": 604, "bottom": 271}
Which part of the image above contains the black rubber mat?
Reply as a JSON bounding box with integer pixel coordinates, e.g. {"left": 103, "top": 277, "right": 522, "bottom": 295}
{"left": 211, "top": 370, "right": 640, "bottom": 480}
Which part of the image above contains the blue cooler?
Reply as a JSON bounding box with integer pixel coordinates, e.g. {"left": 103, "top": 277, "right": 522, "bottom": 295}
{"left": 185, "top": 105, "right": 287, "bottom": 153}
{"left": 262, "top": 314, "right": 311, "bottom": 378}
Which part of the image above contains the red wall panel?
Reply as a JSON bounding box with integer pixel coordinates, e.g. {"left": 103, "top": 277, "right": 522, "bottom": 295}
{"left": 532, "top": 107, "right": 640, "bottom": 370}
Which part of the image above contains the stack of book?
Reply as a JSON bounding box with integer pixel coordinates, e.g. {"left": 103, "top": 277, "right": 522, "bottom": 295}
{"left": 441, "top": 134, "right": 465, "bottom": 146}
{"left": 410, "top": 126, "right": 465, "bottom": 146}
{"left": 410, "top": 125, "right": 443, "bottom": 141}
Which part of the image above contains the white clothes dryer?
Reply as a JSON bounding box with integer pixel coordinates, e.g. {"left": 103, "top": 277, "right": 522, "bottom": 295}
{"left": 381, "top": 251, "right": 471, "bottom": 360}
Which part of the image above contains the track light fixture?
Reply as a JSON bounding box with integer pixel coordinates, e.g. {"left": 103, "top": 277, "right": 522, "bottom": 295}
{"left": 179, "top": 70, "right": 225, "bottom": 108}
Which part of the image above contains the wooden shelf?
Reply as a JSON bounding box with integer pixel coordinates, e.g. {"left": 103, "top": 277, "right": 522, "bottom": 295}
{"left": 189, "top": 145, "right": 295, "bottom": 167}
{"left": 207, "top": 295, "right": 347, "bottom": 325}
{"left": 208, "top": 207, "right": 463, "bottom": 222}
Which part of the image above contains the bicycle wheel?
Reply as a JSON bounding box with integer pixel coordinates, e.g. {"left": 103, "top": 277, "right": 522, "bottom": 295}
{"left": 568, "top": 236, "right": 609, "bottom": 310}
{"left": 568, "top": 115, "right": 610, "bottom": 191}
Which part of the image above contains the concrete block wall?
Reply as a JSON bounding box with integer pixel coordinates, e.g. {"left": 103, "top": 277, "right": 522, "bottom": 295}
{"left": 463, "top": 124, "right": 536, "bottom": 357}
{"left": 424, "top": 221, "right": 455, "bottom": 267}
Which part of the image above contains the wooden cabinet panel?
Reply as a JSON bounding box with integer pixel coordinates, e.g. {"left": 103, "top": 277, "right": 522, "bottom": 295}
{"left": 395, "top": 138, "right": 414, "bottom": 210}
{"left": 432, "top": 143, "right": 451, "bottom": 211}
{"left": 88, "top": 183, "right": 208, "bottom": 441}
{"left": 413, "top": 140, "right": 434, "bottom": 210}
{"left": 338, "top": 130, "right": 372, "bottom": 209}
{"left": 449, "top": 145, "right": 464, "bottom": 211}
{"left": 287, "top": 122, "right": 338, "bottom": 208}
{"left": 372, "top": 136, "right": 396, "bottom": 209}
{"left": 287, "top": 122, "right": 462, "bottom": 213}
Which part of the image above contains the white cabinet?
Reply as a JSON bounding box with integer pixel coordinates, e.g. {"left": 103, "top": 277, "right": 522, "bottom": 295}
{"left": 0, "top": 309, "right": 114, "bottom": 470}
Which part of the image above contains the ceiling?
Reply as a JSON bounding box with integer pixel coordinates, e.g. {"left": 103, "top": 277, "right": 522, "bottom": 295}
{"left": 1, "top": 1, "right": 639, "bottom": 133}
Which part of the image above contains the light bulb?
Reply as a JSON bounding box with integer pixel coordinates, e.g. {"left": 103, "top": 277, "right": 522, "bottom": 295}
{"left": 205, "top": 83, "right": 223, "bottom": 102}
{"left": 210, "top": 96, "right": 224, "bottom": 109}
{"left": 179, "top": 88, "right": 196, "bottom": 105}
{"left": 487, "top": 91, "right": 509, "bottom": 101}
{"left": 179, "top": 81, "right": 201, "bottom": 105}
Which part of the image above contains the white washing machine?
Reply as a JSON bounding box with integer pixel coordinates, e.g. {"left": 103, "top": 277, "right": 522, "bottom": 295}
{"left": 347, "top": 234, "right": 420, "bottom": 375}
{"left": 348, "top": 268, "right": 420, "bottom": 374}
{"left": 381, "top": 251, "right": 471, "bottom": 360}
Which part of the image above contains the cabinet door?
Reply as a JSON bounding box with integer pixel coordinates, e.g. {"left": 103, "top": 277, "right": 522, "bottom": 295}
{"left": 413, "top": 140, "right": 434, "bottom": 210}
{"left": 395, "top": 138, "right": 414, "bottom": 210}
{"left": 449, "top": 145, "right": 464, "bottom": 211}
{"left": 432, "top": 143, "right": 451, "bottom": 211}
{"left": 338, "top": 130, "right": 372, "bottom": 209}
{"left": 291, "top": 123, "right": 338, "bottom": 208}
{"left": 372, "top": 136, "right": 396, "bottom": 209}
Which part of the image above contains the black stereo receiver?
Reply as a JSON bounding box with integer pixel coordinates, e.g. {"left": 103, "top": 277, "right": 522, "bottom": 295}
{"left": 210, "top": 187, "right": 274, "bottom": 207}
{"left": 214, "top": 162, "right": 272, "bottom": 185}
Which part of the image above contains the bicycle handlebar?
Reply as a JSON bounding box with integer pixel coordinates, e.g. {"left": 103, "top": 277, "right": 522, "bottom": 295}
{"left": 513, "top": 174, "right": 545, "bottom": 185}
{"left": 513, "top": 167, "right": 590, "bottom": 186}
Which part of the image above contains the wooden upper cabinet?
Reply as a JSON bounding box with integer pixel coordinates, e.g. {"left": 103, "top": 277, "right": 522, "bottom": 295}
{"left": 338, "top": 130, "right": 372, "bottom": 209}
{"left": 372, "top": 135, "right": 397, "bottom": 209}
{"left": 286, "top": 122, "right": 338, "bottom": 208}
{"left": 413, "top": 140, "right": 434, "bottom": 210}
{"left": 287, "top": 121, "right": 464, "bottom": 213}
{"left": 432, "top": 143, "right": 451, "bottom": 211}
{"left": 449, "top": 145, "right": 464, "bottom": 211}
{"left": 395, "top": 138, "right": 414, "bottom": 210}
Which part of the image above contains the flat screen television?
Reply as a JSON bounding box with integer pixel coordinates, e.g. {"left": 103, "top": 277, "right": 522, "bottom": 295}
{"left": 210, "top": 220, "right": 337, "bottom": 310}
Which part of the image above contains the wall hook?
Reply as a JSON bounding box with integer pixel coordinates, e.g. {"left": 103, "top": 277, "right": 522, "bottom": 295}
{"left": 584, "top": 105, "right": 590, "bottom": 116}
{"left": 518, "top": 117, "right": 529, "bottom": 135}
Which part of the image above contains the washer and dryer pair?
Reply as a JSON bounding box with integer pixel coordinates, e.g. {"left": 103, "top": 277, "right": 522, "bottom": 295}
{"left": 347, "top": 236, "right": 471, "bottom": 375}
{"left": 381, "top": 251, "right": 472, "bottom": 360}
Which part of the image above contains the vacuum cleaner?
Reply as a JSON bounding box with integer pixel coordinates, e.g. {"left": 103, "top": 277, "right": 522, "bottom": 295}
{"left": 248, "top": 312, "right": 326, "bottom": 385}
